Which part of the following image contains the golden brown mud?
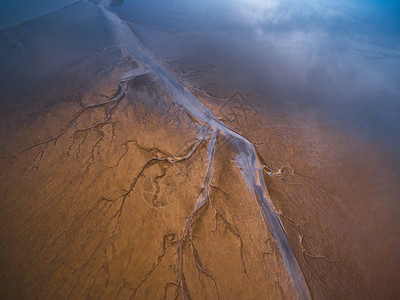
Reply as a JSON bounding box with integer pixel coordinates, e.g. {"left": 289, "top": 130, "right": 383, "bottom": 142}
{"left": 0, "top": 59, "right": 300, "bottom": 299}
{"left": 189, "top": 79, "right": 400, "bottom": 299}
{"left": 1, "top": 5, "right": 399, "bottom": 298}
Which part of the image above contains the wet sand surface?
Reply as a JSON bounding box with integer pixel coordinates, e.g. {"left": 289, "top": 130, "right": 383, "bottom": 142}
{"left": 1, "top": 1, "right": 400, "bottom": 299}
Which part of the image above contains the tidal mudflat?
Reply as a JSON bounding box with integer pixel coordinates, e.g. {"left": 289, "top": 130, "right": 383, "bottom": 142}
{"left": 0, "top": 1, "right": 399, "bottom": 299}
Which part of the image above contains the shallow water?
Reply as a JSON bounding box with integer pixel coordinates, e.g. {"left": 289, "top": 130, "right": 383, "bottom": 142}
{"left": 112, "top": 0, "right": 400, "bottom": 145}
{"left": 0, "top": 0, "right": 399, "bottom": 299}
